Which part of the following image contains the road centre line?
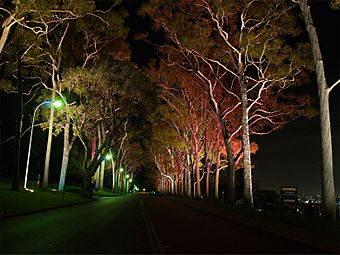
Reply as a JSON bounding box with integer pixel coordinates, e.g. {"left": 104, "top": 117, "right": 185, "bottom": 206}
{"left": 139, "top": 200, "right": 165, "bottom": 254}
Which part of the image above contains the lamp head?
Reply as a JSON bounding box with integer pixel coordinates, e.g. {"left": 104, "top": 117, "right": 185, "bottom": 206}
{"left": 53, "top": 101, "right": 63, "bottom": 108}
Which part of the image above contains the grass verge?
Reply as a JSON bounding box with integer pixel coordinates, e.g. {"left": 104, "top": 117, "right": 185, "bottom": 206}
{"left": 0, "top": 180, "right": 91, "bottom": 218}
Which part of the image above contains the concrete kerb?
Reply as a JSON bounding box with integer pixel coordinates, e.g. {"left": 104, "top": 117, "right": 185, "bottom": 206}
{"left": 165, "top": 196, "right": 339, "bottom": 253}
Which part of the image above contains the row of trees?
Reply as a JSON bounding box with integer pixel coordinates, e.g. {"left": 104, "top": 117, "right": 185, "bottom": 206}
{"left": 0, "top": 0, "right": 156, "bottom": 197}
{"left": 1, "top": 0, "right": 338, "bottom": 219}
{"left": 141, "top": 0, "right": 339, "bottom": 219}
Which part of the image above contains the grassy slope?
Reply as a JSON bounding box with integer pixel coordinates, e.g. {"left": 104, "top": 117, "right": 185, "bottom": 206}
{"left": 0, "top": 179, "right": 124, "bottom": 217}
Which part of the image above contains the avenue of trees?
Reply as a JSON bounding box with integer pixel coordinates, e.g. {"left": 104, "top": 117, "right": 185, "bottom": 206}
{"left": 0, "top": 0, "right": 339, "bottom": 219}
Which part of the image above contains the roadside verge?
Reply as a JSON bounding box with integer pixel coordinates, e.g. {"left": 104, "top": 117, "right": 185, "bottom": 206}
{"left": 165, "top": 196, "right": 339, "bottom": 253}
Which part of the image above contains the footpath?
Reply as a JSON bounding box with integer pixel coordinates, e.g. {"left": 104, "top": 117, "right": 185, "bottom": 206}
{"left": 166, "top": 196, "right": 340, "bottom": 253}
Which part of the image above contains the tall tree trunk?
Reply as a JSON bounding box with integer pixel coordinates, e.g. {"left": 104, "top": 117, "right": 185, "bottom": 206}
{"left": 58, "top": 114, "right": 70, "bottom": 191}
{"left": 180, "top": 171, "right": 184, "bottom": 196}
{"left": 42, "top": 64, "right": 57, "bottom": 190}
{"left": 12, "top": 57, "right": 22, "bottom": 191}
{"left": 186, "top": 153, "right": 192, "bottom": 197}
{"left": 298, "top": 0, "right": 336, "bottom": 220}
{"left": 215, "top": 112, "right": 235, "bottom": 204}
{"left": 193, "top": 134, "right": 201, "bottom": 198}
{"left": 99, "top": 124, "right": 106, "bottom": 191}
{"left": 0, "top": 16, "right": 15, "bottom": 54}
{"left": 111, "top": 157, "right": 115, "bottom": 191}
{"left": 215, "top": 151, "right": 221, "bottom": 200}
{"left": 95, "top": 126, "right": 102, "bottom": 190}
{"left": 206, "top": 165, "right": 210, "bottom": 199}
{"left": 99, "top": 160, "right": 105, "bottom": 191}
{"left": 240, "top": 83, "right": 253, "bottom": 207}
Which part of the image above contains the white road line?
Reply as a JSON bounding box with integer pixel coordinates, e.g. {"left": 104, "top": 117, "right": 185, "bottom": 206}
{"left": 139, "top": 200, "right": 165, "bottom": 254}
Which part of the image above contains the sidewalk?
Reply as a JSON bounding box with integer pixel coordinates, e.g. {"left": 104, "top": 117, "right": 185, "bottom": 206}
{"left": 166, "top": 196, "right": 340, "bottom": 253}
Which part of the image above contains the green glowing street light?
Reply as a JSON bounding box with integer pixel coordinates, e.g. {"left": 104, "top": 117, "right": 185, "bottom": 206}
{"left": 105, "top": 154, "right": 112, "bottom": 160}
{"left": 24, "top": 100, "right": 63, "bottom": 190}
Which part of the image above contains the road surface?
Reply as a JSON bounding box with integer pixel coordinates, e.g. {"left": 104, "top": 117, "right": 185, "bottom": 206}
{"left": 0, "top": 194, "right": 326, "bottom": 254}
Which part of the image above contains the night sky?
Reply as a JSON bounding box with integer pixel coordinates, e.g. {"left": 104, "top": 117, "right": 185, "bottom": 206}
{"left": 0, "top": 0, "right": 339, "bottom": 196}
{"left": 253, "top": 2, "right": 340, "bottom": 195}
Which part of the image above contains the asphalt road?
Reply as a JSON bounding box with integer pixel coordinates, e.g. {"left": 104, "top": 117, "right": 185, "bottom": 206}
{"left": 0, "top": 194, "right": 326, "bottom": 254}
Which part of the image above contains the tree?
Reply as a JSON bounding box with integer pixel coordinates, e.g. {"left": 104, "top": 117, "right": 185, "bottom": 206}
{"left": 62, "top": 59, "right": 158, "bottom": 196}
{"left": 295, "top": 0, "right": 340, "bottom": 220}
{"left": 1, "top": 0, "right": 130, "bottom": 191}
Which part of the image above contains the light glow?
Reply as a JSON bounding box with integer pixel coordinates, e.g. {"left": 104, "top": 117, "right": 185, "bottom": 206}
{"left": 53, "top": 101, "right": 63, "bottom": 108}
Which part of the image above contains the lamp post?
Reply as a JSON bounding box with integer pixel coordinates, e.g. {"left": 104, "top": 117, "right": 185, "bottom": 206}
{"left": 24, "top": 101, "right": 62, "bottom": 190}
{"left": 104, "top": 151, "right": 115, "bottom": 191}
{"left": 125, "top": 174, "right": 130, "bottom": 193}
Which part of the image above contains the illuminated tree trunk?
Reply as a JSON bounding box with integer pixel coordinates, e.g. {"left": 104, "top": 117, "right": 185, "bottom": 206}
{"left": 58, "top": 114, "right": 70, "bottom": 191}
{"left": 193, "top": 133, "right": 201, "bottom": 198}
{"left": 214, "top": 151, "right": 221, "bottom": 200}
{"left": 298, "top": 0, "right": 336, "bottom": 219}
{"left": 185, "top": 153, "right": 192, "bottom": 197}
{"left": 180, "top": 172, "right": 184, "bottom": 196}
{"left": 99, "top": 124, "right": 106, "bottom": 191}
{"left": 214, "top": 109, "right": 235, "bottom": 204}
{"left": 240, "top": 82, "right": 253, "bottom": 207}
{"left": 111, "top": 158, "right": 115, "bottom": 191}
{"left": 42, "top": 63, "right": 57, "bottom": 190}
{"left": 0, "top": 15, "right": 15, "bottom": 54}
{"left": 95, "top": 126, "right": 101, "bottom": 190}
{"left": 99, "top": 160, "right": 105, "bottom": 191}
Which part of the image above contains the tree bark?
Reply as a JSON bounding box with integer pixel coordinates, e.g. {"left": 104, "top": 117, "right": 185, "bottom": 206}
{"left": 205, "top": 165, "right": 210, "bottom": 199}
{"left": 42, "top": 65, "right": 57, "bottom": 190}
{"left": 298, "top": 0, "right": 336, "bottom": 220}
{"left": 240, "top": 83, "right": 253, "bottom": 207}
{"left": 95, "top": 126, "right": 102, "bottom": 190}
{"left": 215, "top": 110, "right": 235, "bottom": 204}
{"left": 58, "top": 114, "right": 70, "bottom": 191}
{"left": 193, "top": 133, "right": 201, "bottom": 198}
{"left": 214, "top": 151, "right": 221, "bottom": 200}
{"left": 0, "top": 15, "right": 15, "bottom": 54}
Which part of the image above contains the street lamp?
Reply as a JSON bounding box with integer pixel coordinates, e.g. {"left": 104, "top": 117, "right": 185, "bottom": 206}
{"left": 105, "top": 154, "right": 112, "bottom": 160}
{"left": 24, "top": 100, "right": 63, "bottom": 190}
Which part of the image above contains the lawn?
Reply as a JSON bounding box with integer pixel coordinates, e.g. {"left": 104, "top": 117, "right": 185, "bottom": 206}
{"left": 0, "top": 179, "right": 126, "bottom": 218}
{"left": 0, "top": 180, "right": 93, "bottom": 217}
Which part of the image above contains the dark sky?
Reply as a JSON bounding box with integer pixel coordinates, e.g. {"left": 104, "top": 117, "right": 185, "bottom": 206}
{"left": 253, "top": 2, "right": 340, "bottom": 195}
